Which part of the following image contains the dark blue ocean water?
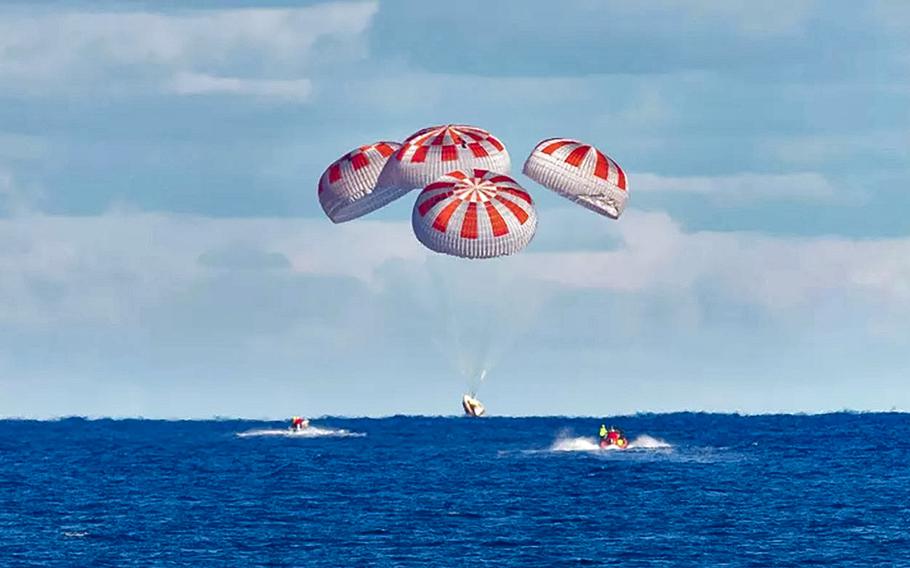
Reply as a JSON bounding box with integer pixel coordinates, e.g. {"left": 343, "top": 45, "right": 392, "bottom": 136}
{"left": 2, "top": 414, "right": 910, "bottom": 567}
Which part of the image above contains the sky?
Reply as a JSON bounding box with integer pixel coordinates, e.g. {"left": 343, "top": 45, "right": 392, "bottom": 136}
{"left": 0, "top": 0, "right": 908, "bottom": 418}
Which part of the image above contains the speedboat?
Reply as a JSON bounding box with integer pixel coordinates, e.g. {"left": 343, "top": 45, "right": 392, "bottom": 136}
{"left": 462, "top": 394, "right": 485, "bottom": 417}
{"left": 290, "top": 416, "right": 309, "bottom": 432}
{"left": 599, "top": 432, "right": 629, "bottom": 449}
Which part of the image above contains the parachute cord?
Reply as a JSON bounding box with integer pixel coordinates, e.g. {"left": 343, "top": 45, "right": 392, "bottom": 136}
{"left": 426, "top": 258, "right": 468, "bottom": 383}
{"left": 423, "top": 254, "right": 543, "bottom": 407}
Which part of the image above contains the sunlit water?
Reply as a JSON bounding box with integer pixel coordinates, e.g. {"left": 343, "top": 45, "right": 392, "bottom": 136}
{"left": 1, "top": 414, "right": 908, "bottom": 566}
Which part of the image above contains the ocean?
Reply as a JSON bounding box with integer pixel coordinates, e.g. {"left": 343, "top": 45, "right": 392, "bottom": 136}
{"left": 1, "top": 413, "right": 908, "bottom": 566}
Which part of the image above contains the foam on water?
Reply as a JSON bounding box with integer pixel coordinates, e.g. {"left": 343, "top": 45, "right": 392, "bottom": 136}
{"left": 236, "top": 426, "right": 364, "bottom": 438}
{"left": 628, "top": 434, "right": 672, "bottom": 449}
{"left": 551, "top": 436, "right": 602, "bottom": 452}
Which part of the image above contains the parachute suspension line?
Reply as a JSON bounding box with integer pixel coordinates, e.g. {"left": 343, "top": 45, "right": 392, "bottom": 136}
{"left": 397, "top": 137, "right": 539, "bottom": 404}
{"left": 468, "top": 261, "right": 507, "bottom": 394}
{"left": 469, "top": 368, "right": 488, "bottom": 399}
{"left": 426, "top": 258, "right": 465, "bottom": 376}
{"left": 426, "top": 256, "right": 507, "bottom": 396}
{"left": 426, "top": 257, "right": 484, "bottom": 395}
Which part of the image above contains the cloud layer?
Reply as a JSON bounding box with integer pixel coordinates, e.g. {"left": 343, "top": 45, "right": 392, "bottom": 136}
{"left": 1, "top": 211, "right": 907, "bottom": 416}
{"left": 0, "top": 3, "right": 378, "bottom": 97}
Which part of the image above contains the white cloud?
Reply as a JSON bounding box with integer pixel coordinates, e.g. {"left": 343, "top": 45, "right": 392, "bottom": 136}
{"left": 633, "top": 172, "right": 837, "bottom": 203}
{"left": 0, "top": 213, "right": 424, "bottom": 327}
{"left": 170, "top": 72, "right": 313, "bottom": 102}
{"left": 518, "top": 210, "right": 910, "bottom": 320}
{"left": 0, "top": 3, "right": 378, "bottom": 97}
{"left": 0, "top": 211, "right": 907, "bottom": 333}
{"left": 0, "top": 210, "right": 907, "bottom": 417}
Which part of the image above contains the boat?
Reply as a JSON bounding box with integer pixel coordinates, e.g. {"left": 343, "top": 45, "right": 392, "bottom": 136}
{"left": 599, "top": 436, "right": 629, "bottom": 449}
{"left": 462, "top": 394, "right": 485, "bottom": 417}
{"left": 599, "top": 427, "right": 629, "bottom": 449}
{"left": 290, "top": 416, "right": 309, "bottom": 432}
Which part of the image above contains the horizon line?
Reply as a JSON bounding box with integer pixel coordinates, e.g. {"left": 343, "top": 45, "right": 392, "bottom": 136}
{"left": 1, "top": 408, "right": 906, "bottom": 422}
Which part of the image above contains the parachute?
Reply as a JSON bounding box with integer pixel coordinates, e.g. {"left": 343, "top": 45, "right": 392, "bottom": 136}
{"left": 316, "top": 126, "right": 632, "bottom": 416}
{"left": 376, "top": 124, "right": 510, "bottom": 195}
{"left": 318, "top": 141, "right": 403, "bottom": 223}
{"left": 411, "top": 169, "right": 537, "bottom": 259}
{"left": 522, "top": 138, "right": 628, "bottom": 219}
{"left": 318, "top": 124, "right": 629, "bottom": 416}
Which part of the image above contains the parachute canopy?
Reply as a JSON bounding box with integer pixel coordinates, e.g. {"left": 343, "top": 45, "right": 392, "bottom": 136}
{"left": 412, "top": 169, "right": 537, "bottom": 259}
{"left": 523, "top": 138, "right": 628, "bottom": 219}
{"left": 318, "top": 141, "right": 403, "bottom": 223}
{"left": 377, "top": 124, "right": 510, "bottom": 194}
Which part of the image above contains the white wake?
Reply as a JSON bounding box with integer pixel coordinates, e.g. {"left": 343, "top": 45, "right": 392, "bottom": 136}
{"left": 236, "top": 426, "right": 364, "bottom": 438}
{"left": 628, "top": 434, "right": 672, "bottom": 449}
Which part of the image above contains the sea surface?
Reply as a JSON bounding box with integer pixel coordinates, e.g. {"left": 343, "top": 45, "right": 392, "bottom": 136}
{"left": 2, "top": 413, "right": 909, "bottom": 566}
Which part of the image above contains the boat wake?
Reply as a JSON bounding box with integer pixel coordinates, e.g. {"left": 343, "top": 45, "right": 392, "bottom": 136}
{"left": 550, "top": 434, "right": 672, "bottom": 452}
{"left": 627, "top": 435, "right": 672, "bottom": 449}
{"left": 236, "top": 426, "right": 364, "bottom": 439}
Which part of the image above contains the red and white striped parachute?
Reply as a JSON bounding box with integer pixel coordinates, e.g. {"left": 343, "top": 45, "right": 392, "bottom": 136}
{"left": 377, "top": 125, "right": 510, "bottom": 194}
{"left": 318, "top": 141, "right": 403, "bottom": 223}
{"left": 523, "top": 138, "right": 628, "bottom": 219}
{"left": 412, "top": 169, "right": 537, "bottom": 259}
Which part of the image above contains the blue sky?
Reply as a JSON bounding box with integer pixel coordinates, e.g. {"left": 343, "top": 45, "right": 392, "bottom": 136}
{"left": 0, "top": 1, "right": 908, "bottom": 417}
